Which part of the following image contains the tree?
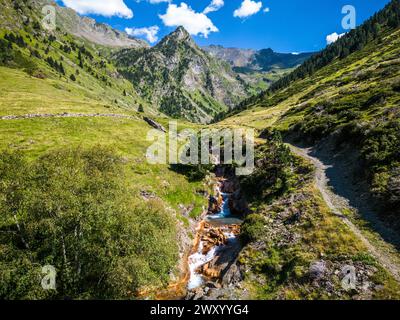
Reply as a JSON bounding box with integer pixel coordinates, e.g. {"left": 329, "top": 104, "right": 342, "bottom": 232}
{"left": 138, "top": 104, "right": 144, "bottom": 113}
{"left": 0, "top": 147, "right": 178, "bottom": 299}
{"left": 58, "top": 62, "right": 65, "bottom": 75}
{"left": 70, "top": 74, "right": 76, "bottom": 81}
{"left": 78, "top": 51, "right": 83, "bottom": 68}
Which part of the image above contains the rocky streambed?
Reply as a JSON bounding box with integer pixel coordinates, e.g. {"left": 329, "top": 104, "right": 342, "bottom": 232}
{"left": 185, "top": 172, "right": 248, "bottom": 300}
{"left": 141, "top": 169, "right": 249, "bottom": 300}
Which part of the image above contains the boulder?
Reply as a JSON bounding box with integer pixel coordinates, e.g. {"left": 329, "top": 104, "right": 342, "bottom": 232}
{"left": 309, "top": 260, "right": 327, "bottom": 280}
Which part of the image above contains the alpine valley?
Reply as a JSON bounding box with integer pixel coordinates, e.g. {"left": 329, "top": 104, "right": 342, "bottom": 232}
{"left": 1, "top": 0, "right": 400, "bottom": 301}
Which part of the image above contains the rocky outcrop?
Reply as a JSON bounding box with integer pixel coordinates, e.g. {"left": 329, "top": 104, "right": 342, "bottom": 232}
{"left": 219, "top": 177, "right": 250, "bottom": 216}
{"left": 229, "top": 191, "right": 251, "bottom": 216}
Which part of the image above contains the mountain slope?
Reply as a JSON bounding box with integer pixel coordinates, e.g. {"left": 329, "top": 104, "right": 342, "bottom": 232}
{"left": 0, "top": 0, "right": 154, "bottom": 116}
{"left": 220, "top": 0, "right": 400, "bottom": 222}
{"left": 0, "top": 0, "right": 148, "bottom": 48}
{"left": 214, "top": 0, "right": 400, "bottom": 300}
{"left": 113, "top": 27, "right": 248, "bottom": 123}
{"left": 0, "top": 0, "right": 209, "bottom": 299}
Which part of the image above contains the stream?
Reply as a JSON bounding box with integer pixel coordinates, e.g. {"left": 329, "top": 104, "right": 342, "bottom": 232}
{"left": 139, "top": 175, "right": 246, "bottom": 300}
{"left": 187, "top": 181, "right": 243, "bottom": 292}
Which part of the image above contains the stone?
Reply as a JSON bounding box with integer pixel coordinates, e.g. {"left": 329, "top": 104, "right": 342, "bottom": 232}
{"left": 140, "top": 190, "right": 157, "bottom": 200}
{"left": 309, "top": 260, "right": 327, "bottom": 280}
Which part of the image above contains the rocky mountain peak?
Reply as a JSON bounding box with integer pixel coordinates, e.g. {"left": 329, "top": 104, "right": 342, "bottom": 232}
{"left": 172, "top": 26, "right": 191, "bottom": 40}
{"left": 156, "top": 26, "right": 195, "bottom": 50}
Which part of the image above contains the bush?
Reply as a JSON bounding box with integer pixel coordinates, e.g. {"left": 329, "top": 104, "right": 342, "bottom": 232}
{"left": 0, "top": 39, "right": 13, "bottom": 65}
{"left": 0, "top": 147, "right": 177, "bottom": 299}
{"left": 240, "top": 214, "right": 265, "bottom": 243}
{"left": 240, "top": 133, "right": 295, "bottom": 202}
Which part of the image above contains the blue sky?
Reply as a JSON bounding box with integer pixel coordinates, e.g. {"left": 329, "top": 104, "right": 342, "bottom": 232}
{"left": 57, "top": 0, "right": 391, "bottom": 52}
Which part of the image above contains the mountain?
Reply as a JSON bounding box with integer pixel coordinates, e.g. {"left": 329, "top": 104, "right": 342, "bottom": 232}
{"left": 113, "top": 27, "right": 248, "bottom": 123}
{"left": 0, "top": 0, "right": 151, "bottom": 115}
{"left": 203, "top": 45, "right": 314, "bottom": 73}
{"left": 1, "top": 0, "right": 148, "bottom": 48}
{"left": 202, "top": 45, "right": 256, "bottom": 68}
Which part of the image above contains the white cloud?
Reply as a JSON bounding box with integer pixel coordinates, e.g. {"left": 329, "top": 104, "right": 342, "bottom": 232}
{"left": 234, "top": 0, "right": 262, "bottom": 18}
{"left": 326, "top": 32, "right": 345, "bottom": 45}
{"left": 148, "top": 0, "right": 171, "bottom": 3}
{"left": 263, "top": 7, "right": 270, "bottom": 13}
{"left": 61, "top": 0, "right": 133, "bottom": 18}
{"left": 159, "top": 3, "right": 218, "bottom": 38}
{"left": 126, "top": 26, "right": 160, "bottom": 43}
{"left": 203, "top": 0, "right": 224, "bottom": 14}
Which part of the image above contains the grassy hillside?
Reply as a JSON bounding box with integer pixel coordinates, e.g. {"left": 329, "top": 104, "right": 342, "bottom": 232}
{"left": 0, "top": 1, "right": 211, "bottom": 299}
{"left": 235, "top": 134, "right": 400, "bottom": 299}
{"left": 215, "top": 0, "right": 400, "bottom": 300}
{"left": 221, "top": 25, "right": 400, "bottom": 217}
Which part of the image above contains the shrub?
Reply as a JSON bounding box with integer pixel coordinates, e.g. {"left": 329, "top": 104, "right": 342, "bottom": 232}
{"left": 0, "top": 147, "right": 177, "bottom": 299}
{"left": 240, "top": 214, "right": 265, "bottom": 243}
{"left": 240, "top": 134, "right": 295, "bottom": 202}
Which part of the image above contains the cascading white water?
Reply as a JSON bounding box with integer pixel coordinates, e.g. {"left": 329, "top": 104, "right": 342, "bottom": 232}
{"left": 187, "top": 242, "right": 218, "bottom": 290}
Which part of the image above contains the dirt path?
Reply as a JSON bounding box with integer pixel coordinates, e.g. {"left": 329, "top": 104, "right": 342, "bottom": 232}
{"left": 288, "top": 143, "right": 400, "bottom": 282}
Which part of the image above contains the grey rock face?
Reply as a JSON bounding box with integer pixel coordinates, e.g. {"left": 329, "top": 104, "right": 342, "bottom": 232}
{"left": 25, "top": 0, "right": 148, "bottom": 48}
